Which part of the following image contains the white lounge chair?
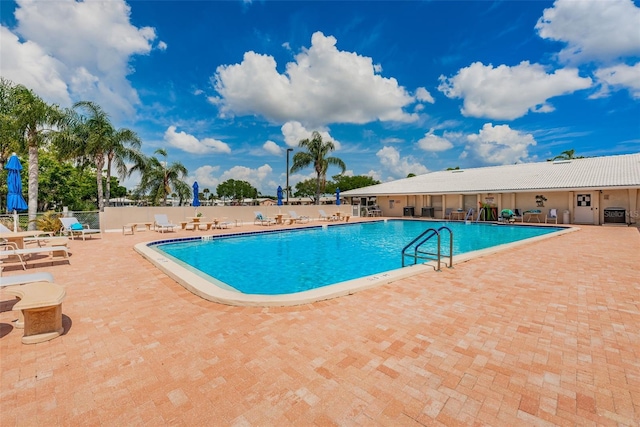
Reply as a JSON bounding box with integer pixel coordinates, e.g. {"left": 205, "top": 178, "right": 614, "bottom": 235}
{"left": 0, "top": 272, "right": 54, "bottom": 287}
{"left": 318, "top": 209, "right": 338, "bottom": 221}
{"left": 545, "top": 208, "right": 558, "bottom": 224}
{"left": 59, "top": 217, "right": 101, "bottom": 240}
{"left": 1, "top": 241, "right": 69, "bottom": 270}
{"left": 154, "top": 214, "right": 177, "bottom": 233}
{"left": 254, "top": 211, "right": 276, "bottom": 226}
{"left": 288, "top": 211, "right": 310, "bottom": 224}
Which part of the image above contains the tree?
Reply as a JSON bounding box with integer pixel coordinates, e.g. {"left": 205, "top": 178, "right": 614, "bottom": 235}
{"left": 137, "top": 149, "right": 188, "bottom": 206}
{"left": 216, "top": 179, "right": 257, "bottom": 204}
{"left": 325, "top": 175, "right": 380, "bottom": 193}
{"left": 446, "top": 166, "right": 460, "bottom": 170}
{"left": 12, "top": 85, "right": 65, "bottom": 228}
{"left": 292, "top": 178, "right": 319, "bottom": 200}
{"left": 0, "top": 78, "right": 22, "bottom": 168}
{"left": 37, "top": 150, "right": 99, "bottom": 211}
{"left": 290, "top": 131, "right": 346, "bottom": 205}
{"left": 104, "top": 127, "right": 144, "bottom": 207}
{"left": 64, "top": 101, "right": 143, "bottom": 211}
{"left": 63, "top": 101, "right": 112, "bottom": 212}
{"left": 548, "top": 149, "right": 585, "bottom": 161}
{"left": 407, "top": 173, "right": 416, "bottom": 178}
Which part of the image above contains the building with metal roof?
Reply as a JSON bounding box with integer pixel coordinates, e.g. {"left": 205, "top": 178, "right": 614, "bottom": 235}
{"left": 342, "top": 153, "right": 640, "bottom": 225}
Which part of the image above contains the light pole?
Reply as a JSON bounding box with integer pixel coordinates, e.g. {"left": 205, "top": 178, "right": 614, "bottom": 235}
{"left": 286, "top": 148, "right": 293, "bottom": 205}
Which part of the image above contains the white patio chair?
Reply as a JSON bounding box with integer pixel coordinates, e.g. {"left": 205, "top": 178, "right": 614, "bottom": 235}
{"left": 59, "top": 217, "right": 101, "bottom": 240}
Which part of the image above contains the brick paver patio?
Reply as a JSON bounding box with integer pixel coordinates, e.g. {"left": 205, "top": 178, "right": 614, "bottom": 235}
{"left": 1, "top": 222, "right": 638, "bottom": 426}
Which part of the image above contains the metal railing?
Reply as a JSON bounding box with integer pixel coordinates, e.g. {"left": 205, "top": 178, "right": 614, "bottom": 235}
{"left": 401, "top": 226, "right": 453, "bottom": 271}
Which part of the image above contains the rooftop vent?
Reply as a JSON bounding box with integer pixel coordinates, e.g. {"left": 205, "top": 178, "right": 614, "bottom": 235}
{"left": 552, "top": 160, "right": 572, "bottom": 164}
{"left": 451, "top": 170, "right": 464, "bottom": 173}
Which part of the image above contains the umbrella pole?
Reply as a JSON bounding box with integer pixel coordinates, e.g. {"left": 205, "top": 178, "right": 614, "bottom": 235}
{"left": 13, "top": 210, "right": 18, "bottom": 232}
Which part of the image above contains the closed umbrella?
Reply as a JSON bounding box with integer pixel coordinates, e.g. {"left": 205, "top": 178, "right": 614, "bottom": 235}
{"left": 277, "top": 186, "right": 283, "bottom": 206}
{"left": 192, "top": 181, "right": 201, "bottom": 214}
{"left": 5, "top": 153, "right": 28, "bottom": 232}
{"left": 336, "top": 187, "right": 341, "bottom": 206}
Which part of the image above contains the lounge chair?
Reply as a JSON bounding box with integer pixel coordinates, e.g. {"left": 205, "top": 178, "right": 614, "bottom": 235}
{"left": 545, "top": 208, "right": 558, "bottom": 224}
{"left": 513, "top": 209, "right": 523, "bottom": 222}
{"left": 318, "top": 209, "right": 338, "bottom": 221}
{"left": 1, "top": 241, "right": 69, "bottom": 270}
{"left": 59, "top": 217, "right": 101, "bottom": 240}
{"left": 445, "top": 208, "right": 453, "bottom": 220}
{"left": 288, "top": 211, "right": 310, "bottom": 224}
{"left": 499, "top": 209, "right": 516, "bottom": 223}
{"left": 154, "top": 214, "right": 177, "bottom": 233}
{"left": 0, "top": 272, "right": 54, "bottom": 287}
{"left": 254, "top": 211, "right": 276, "bottom": 226}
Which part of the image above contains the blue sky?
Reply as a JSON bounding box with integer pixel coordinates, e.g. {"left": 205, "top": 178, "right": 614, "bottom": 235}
{"left": 1, "top": 0, "right": 639, "bottom": 196}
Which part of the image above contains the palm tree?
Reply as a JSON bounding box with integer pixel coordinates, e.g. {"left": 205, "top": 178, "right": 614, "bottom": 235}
{"left": 104, "top": 128, "right": 144, "bottom": 207}
{"left": 549, "top": 149, "right": 584, "bottom": 161}
{"left": 137, "top": 149, "right": 188, "bottom": 206}
{"left": 290, "top": 131, "right": 346, "bottom": 205}
{"left": 12, "top": 85, "right": 65, "bottom": 228}
{"left": 65, "top": 101, "right": 114, "bottom": 212}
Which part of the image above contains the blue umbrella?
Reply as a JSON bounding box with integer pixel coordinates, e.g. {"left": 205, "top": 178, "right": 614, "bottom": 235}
{"left": 277, "top": 186, "right": 283, "bottom": 206}
{"left": 336, "top": 187, "right": 341, "bottom": 206}
{"left": 5, "top": 153, "right": 28, "bottom": 232}
{"left": 192, "top": 181, "right": 201, "bottom": 208}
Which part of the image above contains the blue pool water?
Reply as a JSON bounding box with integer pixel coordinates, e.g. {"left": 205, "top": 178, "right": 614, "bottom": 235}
{"left": 153, "top": 220, "right": 562, "bottom": 295}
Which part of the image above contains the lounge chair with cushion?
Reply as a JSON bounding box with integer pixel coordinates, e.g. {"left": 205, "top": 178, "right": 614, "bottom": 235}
{"left": 154, "top": 214, "right": 177, "bottom": 233}
{"left": 318, "top": 209, "right": 338, "bottom": 221}
{"left": 288, "top": 211, "right": 310, "bottom": 224}
{"left": 254, "top": 211, "right": 276, "bottom": 226}
{"left": 546, "top": 208, "right": 558, "bottom": 224}
{"left": 59, "top": 217, "right": 101, "bottom": 240}
{"left": 499, "top": 209, "right": 516, "bottom": 223}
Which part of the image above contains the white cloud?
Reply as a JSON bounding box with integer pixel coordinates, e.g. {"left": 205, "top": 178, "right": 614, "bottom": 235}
{"left": 2, "top": 0, "right": 157, "bottom": 117}
{"left": 263, "top": 140, "right": 282, "bottom": 156}
{"left": 164, "top": 126, "right": 231, "bottom": 154}
{"left": 367, "top": 169, "right": 382, "bottom": 182}
{"left": 157, "top": 41, "right": 168, "bottom": 51}
{"left": 417, "top": 130, "right": 453, "bottom": 152}
{"left": 192, "top": 163, "right": 278, "bottom": 195}
{"left": 0, "top": 26, "right": 71, "bottom": 106}
{"left": 376, "top": 146, "right": 429, "bottom": 179}
{"left": 415, "top": 87, "right": 435, "bottom": 104}
{"left": 465, "top": 123, "right": 536, "bottom": 165}
{"left": 192, "top": 165, "right": 222, "bottom": 191}
{"left": 381, "top": 137, "right": 404, "bottom": 144}
{"left": 281, "top": 121, "right": 340, "bottom": 150}
{"left": 536, "top": 0, "right": 640, "bottom": 65}
{"left": 220, "top": 164, "right": 274, "bottom": 194}
{"left": 213, "top": 31, "right": 417, "bottom": 127}
{"left": 592, "top": 62, "right": 640, "bottom": 100}
{"left": 438, "top": 61, "right": 592, "bottom": 120}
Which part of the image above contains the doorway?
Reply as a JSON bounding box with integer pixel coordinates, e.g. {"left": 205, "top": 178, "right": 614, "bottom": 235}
{"left": 574, "top": 193, "right": 594, "bottom": 224}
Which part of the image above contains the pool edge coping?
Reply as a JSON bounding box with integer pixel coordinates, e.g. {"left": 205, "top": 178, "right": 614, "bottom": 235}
{"left": 134, "top": 221, "right": 578, "bottom": 307}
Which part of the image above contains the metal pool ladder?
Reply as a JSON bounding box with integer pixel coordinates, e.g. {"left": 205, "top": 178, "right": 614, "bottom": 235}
{"left": 401, "top": 226, "right": 453, "bottom": 271}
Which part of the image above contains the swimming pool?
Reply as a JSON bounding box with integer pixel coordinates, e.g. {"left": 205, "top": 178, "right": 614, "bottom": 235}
{"left": 141, "top": 220, "right": 567, "bottom": 302}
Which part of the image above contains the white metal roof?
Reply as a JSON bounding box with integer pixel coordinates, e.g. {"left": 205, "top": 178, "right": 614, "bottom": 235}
{"left": 343, "top": 153, "right": 640, "bottom": 196}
